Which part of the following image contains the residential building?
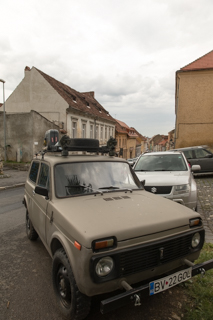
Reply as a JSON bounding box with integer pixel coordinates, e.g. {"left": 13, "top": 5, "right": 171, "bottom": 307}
{"left": 115, "top": 120, "right": 138, "bottom": 159}
{"left": 149, "top": 134, "right": 166, "bottom": 151}
{"left": 175, "top": 50, "right": 213, "bottom": 148}
{"left": 131, "top": 127, "right": 147, "bottom": 155}
{"left": 5, "top": 66, "right": 116, "bottom": 146}
{"left": 168, "top": 129, "right": 175, "bottom": 149}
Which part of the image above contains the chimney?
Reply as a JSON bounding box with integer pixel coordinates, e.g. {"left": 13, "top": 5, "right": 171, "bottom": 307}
{"left": 25, "top": 66, "right": 31, "bottom": 76}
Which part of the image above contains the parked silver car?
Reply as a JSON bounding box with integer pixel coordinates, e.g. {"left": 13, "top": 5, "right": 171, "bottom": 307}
{"left": 127, "top": 157, "right": 138, "bottom": 167}
{"left": 134, "top": 151, "right": 200, "bottom": 211}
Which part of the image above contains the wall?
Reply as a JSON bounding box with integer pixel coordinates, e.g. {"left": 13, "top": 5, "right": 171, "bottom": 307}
{"left": 0, "top": 111, "right": 60, "bottom": 162}
{"left": 5, "top": 68, "right": 68, "bottom": 129}
{"left": 127, "top": 138, "right": 137, "bottom": 159}
{"left": 67, "top": 110, "right": 115, "bottom": 145}
{"left": 115, "top": 133, "right": 127, "bottom": 158}
{"left": 175, "top": 70, "right": 213, "bottom": 148}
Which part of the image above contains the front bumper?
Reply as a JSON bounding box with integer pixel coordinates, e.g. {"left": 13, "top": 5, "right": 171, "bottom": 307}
{"left": 100, "top": 258, "right": 213, "bottom": 314}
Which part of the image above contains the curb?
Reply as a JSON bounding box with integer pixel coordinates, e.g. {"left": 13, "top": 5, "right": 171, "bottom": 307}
{"left": 0, "top": 183, "right": 25, "bottom": 191}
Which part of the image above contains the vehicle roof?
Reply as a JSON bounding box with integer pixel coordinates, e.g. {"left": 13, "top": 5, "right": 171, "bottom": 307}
{"left": 33, "top": 153, "right": 127, "bottom": 165}
{"left": 142, "top": 151, "right": 183, "bottom": 156}
{"left": 174, "top": 145, "right": 208, "bottom": 151}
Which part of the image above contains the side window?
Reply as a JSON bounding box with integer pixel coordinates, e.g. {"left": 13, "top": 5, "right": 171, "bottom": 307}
{"left": 38, "top": 163, "right": 49, "bottom": 189}
{"left": 183, "top": 150, "right": 193, "bottom": 159}
{"left": 29, "top": 162, "right": 40, "bottom": 183}
{"left": 194, "top": 149, "right": 209, "bottom": 159}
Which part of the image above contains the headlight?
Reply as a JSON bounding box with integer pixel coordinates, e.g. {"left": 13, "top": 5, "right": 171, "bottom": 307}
{"left": 191, "top": 232, "right": 201, "bottom": 248}
{"left": 174, "top": 184, "right": 190, "bottom": 194}
{"left": 95, "top": 257, "right": 114, "bottom": 277}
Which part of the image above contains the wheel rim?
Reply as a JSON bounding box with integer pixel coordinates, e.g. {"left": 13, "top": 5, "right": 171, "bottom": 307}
{"left": 56, "top": 264, "right": 71, "bottom": 308}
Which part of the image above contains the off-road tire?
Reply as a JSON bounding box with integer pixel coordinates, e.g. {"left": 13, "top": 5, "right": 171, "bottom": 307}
{"left": 52, "top": 248, "right": 91, "bottom": 320}
{"left": 26, "top": 210, "right": 38, "bottom": 241}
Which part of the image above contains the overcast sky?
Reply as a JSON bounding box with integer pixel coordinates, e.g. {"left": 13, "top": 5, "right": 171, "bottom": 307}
{"left": 0, "top": 0, "right": 212, "bottom": 137}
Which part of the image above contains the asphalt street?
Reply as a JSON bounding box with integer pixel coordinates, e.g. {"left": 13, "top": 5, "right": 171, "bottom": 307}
{"left": 0, "top": 168, "right": 213, "bottom": 320}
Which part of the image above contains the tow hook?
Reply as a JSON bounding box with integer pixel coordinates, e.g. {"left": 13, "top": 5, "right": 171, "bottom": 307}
{"left": 199, "top": 267, "right": 206, "bottom": 277}
{"left": 121, "top": 281, "right": 141, "bottom": 307}
{"left": 133, "top": 294, "right": 141, "bottom": 306}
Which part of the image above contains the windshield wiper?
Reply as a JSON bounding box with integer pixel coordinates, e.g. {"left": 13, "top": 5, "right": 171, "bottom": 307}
{"left": 99, "top": 186, "right": 133, "bottom": 193}
{"left": 65, "top": 186, "right": 103, "bottom": 195}
{"left": 65, "top": 185, "right": 88, "bottom": 188}
{"left": 99, "top": 186, "right": 120, "bottom": 190}
{"left": 134, "top": 169, "right": 151, "bottom": 171}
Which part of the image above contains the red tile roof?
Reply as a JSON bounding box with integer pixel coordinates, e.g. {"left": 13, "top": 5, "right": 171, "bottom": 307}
{"left": 35, "top": 68, "right": 115, "bottom": 123}
{"left": 116, "top": 119, "right": 130, "bottom": 129}
{"left": 181, "top": 50, "right": 213, "bottom": 71}
{"left": 131, "top": 127, "right": 146, "bottom": 141}
{"left": 158, "top": 138, "right": 168, "bottom": 146}
{"left": 115, "top": 121, "right": 128, "bottom": 134}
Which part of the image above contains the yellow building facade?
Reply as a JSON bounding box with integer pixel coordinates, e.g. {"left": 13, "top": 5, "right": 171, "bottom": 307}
{"left": 175, "top": 51, "right": 213, "bottom": 148}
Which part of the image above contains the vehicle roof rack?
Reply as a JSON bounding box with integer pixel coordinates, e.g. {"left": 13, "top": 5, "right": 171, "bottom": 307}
{"left": 42, "top": 136, "right": 117, "bottom": 157}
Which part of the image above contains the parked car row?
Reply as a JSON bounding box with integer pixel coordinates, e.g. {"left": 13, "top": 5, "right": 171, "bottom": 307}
{"left": 131, "top": 145, "right": 213, "bottom": 212}
{"left": 133, "top": 151, "right": 200, "bottom": 211}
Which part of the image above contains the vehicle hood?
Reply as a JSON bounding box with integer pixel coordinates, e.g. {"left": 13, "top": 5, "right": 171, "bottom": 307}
{"left": 135, "top": 171, "right": 191, "bottom": 186}
{"left": 52, "top": 190, "right": 199, "bottom": 248}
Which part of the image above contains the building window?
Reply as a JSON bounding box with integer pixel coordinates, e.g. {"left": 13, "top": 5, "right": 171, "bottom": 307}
{"left": 100, "top": 127, "right": 103, "bottom": 140}
{"left": 105, "top": 127, "right": 107, "bottom": 140}
{"left": 96, "top": 125, "right": 99, "bottom": 139}
{"left": 82, "top": 123, "right": 86, "bottom": 138}
{"left": 90, "top": 124, "right": 94, "bottom": 138}
{"left": 72, "top": 121, "right": 77, "bottom": 138}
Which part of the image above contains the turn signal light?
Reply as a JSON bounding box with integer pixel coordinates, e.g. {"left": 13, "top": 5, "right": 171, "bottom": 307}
{"left": 189, "top": 218, "right": 202, "bottom": 227}
{"left": 74, "top": 241, "right": 82, "bottom": 251}
{"left": 92, "top": 237, "right": 117, "bottom": 252}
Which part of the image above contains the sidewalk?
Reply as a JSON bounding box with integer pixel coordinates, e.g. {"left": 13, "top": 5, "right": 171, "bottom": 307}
{"left": 0, "top": 167, "right": 28, "bottom": 190}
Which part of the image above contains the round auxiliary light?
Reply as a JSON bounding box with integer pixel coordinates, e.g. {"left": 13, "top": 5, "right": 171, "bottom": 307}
{"left": 191, "top": 232, "right": 201, "bottom": 248}
{"left": 95, "top": 257, "right": 114, "bottom": 277}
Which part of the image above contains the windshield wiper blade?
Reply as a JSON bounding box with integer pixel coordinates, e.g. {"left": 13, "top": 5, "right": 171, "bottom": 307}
{"left": 134, "top": 169, "right": 151, "bottom": 171}
{"left": 99, "top": 186, "right": 133, "bottom": 193}
{"left": 65, "top": 186, "right": 104, "bottom": 195}
{"left": 99, "top": 186, "right": 120, "bottom": 190}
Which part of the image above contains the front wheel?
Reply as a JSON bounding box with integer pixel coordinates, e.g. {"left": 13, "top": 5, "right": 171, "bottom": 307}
{"left": 52, "top": 249, "right": 91, "bottom": 320}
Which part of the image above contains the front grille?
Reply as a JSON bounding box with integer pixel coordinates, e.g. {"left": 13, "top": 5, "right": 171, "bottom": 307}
{"left": 117, "top": 232, "right": 203, "bottom": 277}
{"left": 144, "top": 185, "right": 172, "bottom": 194}
{"left": 90, "top": 230, "right": 204, "bottom": 283}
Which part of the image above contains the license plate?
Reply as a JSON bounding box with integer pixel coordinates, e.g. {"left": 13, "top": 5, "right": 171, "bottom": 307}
{"left": 149, "top": 267, "right": 192, "bottom": 295}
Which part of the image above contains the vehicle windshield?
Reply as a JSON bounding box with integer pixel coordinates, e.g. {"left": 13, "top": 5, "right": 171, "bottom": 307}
{"left": 55, "top": 161, "right": 142, "bottom": 197}
{"left": 134, "top": 154, "right": 188, "bottom": 172}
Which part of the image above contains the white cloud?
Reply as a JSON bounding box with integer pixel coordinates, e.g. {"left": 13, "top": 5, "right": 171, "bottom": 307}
{"left": 0, "top": 0, "right": 212, "bottom": 136}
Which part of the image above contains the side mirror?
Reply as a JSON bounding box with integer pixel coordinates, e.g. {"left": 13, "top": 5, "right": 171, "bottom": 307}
{"left": 141, "top": 180, "right": 146, "bottom": 187}
{"left": 35, "top": 186, "right": 49, "bottom": 199}
{"left": 191, "top": 165, "right": 201, "bottom": 172}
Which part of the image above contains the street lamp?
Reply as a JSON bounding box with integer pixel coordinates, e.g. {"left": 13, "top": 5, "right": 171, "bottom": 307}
{"left": 0, "top": 79, "right": 6, "bottom": 161}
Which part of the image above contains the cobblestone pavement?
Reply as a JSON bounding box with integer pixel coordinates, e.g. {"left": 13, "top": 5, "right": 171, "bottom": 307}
{"left": 195, "top": 174, "right": 213, "bottom": 243}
